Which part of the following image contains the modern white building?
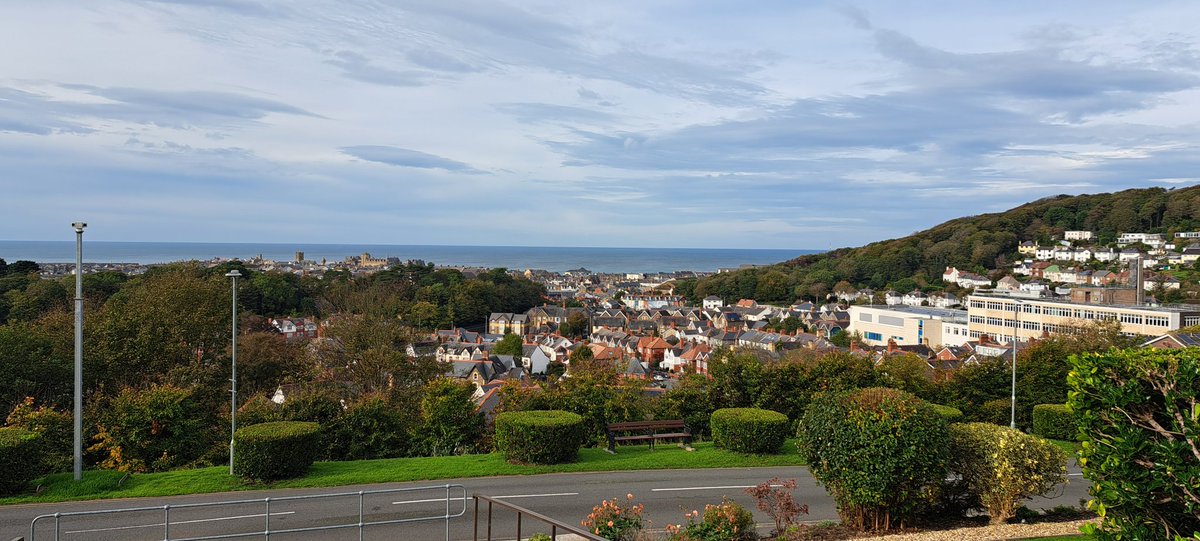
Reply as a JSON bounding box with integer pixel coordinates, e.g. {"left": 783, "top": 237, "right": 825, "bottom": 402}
{"left": 848, "top": 305, "right": 971, "bottom": 348}
{"left": 966, "top": 293, "right": 1200, "bottom": 341}
{"left": 1064, "top": 231, "right": 1094, "bottom": 241}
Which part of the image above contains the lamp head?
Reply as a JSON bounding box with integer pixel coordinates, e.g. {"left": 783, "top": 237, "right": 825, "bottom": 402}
{"left": 225, "top": 270, "right": 242, "bottom": 278}
{"left": 72, "top": 222, "right": 87, "bottom": 233}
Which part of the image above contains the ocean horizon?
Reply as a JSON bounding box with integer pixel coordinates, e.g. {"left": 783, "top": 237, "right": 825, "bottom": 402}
{"left": 0, "top": 240, "right": 821, "bottom": 274}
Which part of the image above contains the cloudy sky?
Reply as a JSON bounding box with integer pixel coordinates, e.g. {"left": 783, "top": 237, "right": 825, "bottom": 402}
{"left": 2, "top": 1, "right": 1199, "bottom": 249}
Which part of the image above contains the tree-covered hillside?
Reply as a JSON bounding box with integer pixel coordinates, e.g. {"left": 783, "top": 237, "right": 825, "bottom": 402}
{"left": 682, "top": 185, "right": 1200, "bottom": 304}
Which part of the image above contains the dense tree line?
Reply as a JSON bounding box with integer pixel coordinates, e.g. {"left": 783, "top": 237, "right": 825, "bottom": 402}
{"left": 0, "top": 259, "right": 545, "bottom": 469}
{"left": 683, "top": 185, "right": 1200, "bottom": 304}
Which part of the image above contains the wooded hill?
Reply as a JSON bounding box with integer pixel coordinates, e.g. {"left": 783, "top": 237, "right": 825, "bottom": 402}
{"left": 680, "top": 185, "right": 1200, "bottom": 304}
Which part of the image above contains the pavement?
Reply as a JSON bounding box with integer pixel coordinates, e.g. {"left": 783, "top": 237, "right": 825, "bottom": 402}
{"left": 2, "top": 465, "right": 1090, "bottom": 541}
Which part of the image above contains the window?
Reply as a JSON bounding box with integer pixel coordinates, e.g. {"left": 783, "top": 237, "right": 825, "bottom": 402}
{"left": 865, "top": 332, "right": 883, "bottom": 341}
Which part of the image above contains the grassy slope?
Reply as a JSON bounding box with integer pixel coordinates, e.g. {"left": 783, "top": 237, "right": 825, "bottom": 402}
{"left": 2, "top": 440, "right": 804, "bottom": 505}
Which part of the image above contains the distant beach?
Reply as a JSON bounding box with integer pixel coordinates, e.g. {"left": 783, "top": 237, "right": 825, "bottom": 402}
{"left": 0, "top": 241, "right": 819, "bottom": 274}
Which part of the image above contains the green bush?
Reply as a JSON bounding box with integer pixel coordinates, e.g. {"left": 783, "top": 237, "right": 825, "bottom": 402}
{"left": 1069, "top": 349, "right": 1200, "bottom": 540}
{"left": 0, "top": 427, "right": 40, "bottom": 495}
{"left": 1031, "top": 404, "right": 1074, "bottom": 441}
{"left": 798, "top": 388, "right": 949, "bottom": 531}
{"left": 326, "top": 394, "right": 414, "bottom": 460}
{"left": 928, "top": 403, "right": 963, "bottom": 422}
{"left": 494, "top": 410, "right": 584, "bottom": 464}
{"left": 710, "top": 408, "right": 788, "bottom": 454}
{"left": 419, "top": 378, "right": 484, "bottom": 456}
{"left": 979, "top": 398, "right": 1012, "bottom": 426}
{"left": 6, "top": 397, "right": 72, "bottom": 474}
{"left": 948, "top": 422, "right": 1067, "bottom": 524}
{"left": 91, "top": 384, "right": 215, "bottom": 473}
{"left": 233, "top": 421, "right": 321, "bottom": 481}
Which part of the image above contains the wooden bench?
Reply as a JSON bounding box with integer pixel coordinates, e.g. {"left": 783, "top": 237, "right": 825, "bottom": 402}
{"left": 605, "top": 420, "right": 692, "bottom": 453}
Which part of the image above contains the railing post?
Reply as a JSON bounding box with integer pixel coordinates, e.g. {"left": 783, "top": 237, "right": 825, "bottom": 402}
{"left": 516, "top": 511, "right": 522, "bottom": 541}
{"left": 552, "top": 524, "right": 557, "bottom": 540}
{"left": 54, "top": 513, "right": 61, "bottom": 541}
{"left": 264, "top": 498, "right": 270, "bottom": 540}
{"left": 164, "top": 505, "right": 171, "bottom": 540}
{"left": 358, "top": 491, "right": 365, "bottom": 541}
{"left": 444, "top": 484, "right": 451, "bottom": 541}
{"left": 487, "top": 500, "right": 493, "bottom": 541}
{"left": 473, "top": 496, "right": 479, "bottom": 541}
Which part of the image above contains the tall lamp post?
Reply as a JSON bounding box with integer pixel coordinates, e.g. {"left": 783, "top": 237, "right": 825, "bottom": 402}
{"left": 72, "top": 222, "right": 86, "bottom": 481}
{"left": 225, "top": 270, "right": 241, "bottom": 475}
{"left": 1010, "top": 299, "right": 1021, "bottom": 430}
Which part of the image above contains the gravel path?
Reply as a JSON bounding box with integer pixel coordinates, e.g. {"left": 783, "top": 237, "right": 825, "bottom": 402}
{"left": 874, "top": 519, "right": 1097, "bottom": 541}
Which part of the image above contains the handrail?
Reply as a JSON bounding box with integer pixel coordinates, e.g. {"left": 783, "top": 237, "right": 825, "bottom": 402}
{"left": 473, "top": 494, "right": 607, "bottom": 541}
{"left": 31, "top": 484, "right": 467, "bottom": 541}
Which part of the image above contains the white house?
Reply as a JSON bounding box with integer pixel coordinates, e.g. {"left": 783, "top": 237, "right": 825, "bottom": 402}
{"left": 702, "top": 295, "right": 724, "bottom": 310}
{"left": 902, "top": 290, "right": 927, "bottom": 307}
{"left": 1035, "top": 247, "right": 1056, "bottom": 261}
{"left": 1064, "top": 231, "right": 1094, "bottom": 241}
{"left": 1093, "top": 249, "right": 1117, "bottom": 263}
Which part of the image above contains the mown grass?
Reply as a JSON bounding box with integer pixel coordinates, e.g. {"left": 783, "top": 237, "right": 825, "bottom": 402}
{"left": 1, "top": 440, "right": 805, "bottom": 505}
{"left": 1047, "top": 438, "right": 1082, "bottom": 457}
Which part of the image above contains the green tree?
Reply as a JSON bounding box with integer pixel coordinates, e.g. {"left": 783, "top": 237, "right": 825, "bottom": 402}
{"left": 494, "top": 333, "right": 524, "bottom": 357}
{"left": 560, "top": 311, "right": 589, "bottom": 338}
{"left": 419, "top": 378, "right": 484, "bottom": 456}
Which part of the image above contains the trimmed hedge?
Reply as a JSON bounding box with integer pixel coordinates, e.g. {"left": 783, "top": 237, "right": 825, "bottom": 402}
{"left": 710, "top": 408, "right": 788, "bottom": 454}
{"left": 494, "top": 410, "right": 584, "bottom": 464}
{"left": 233, "top": 421, "right": 321, "bottom": 481}
{"left": 1031, "top": 404, "right": 1074, "bottom": 441}
{"left": 929, "top": 404, "right": 963, "bottom": 422}
{"left": 0, "top": 428, "right": 40, "bottom": 495}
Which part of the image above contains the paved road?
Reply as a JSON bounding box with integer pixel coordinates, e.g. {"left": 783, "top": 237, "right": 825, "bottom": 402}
{"left": 3, "top": 466, "right": 1089, "bottom": 541}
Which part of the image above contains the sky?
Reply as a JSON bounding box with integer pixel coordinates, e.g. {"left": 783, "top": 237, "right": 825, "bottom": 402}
{"left": 2, "top": 1, "right": 1200, "bottom": 250}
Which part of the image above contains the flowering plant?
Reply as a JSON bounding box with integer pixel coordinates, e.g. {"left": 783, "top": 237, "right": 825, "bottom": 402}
{"left": 581, "top": 493, "right": 645, "bottom": 540}
{"left": 665, "top": 499, "right": 755, "bottom": 541}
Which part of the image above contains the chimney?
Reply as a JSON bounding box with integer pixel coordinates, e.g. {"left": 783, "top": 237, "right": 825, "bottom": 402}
{"left": 886, "top": 339, "right": 897, "bottom": 354}
{"left": 1134, "top": 255, "right": 1145, "bottom": 306}
{"left": 850, "top": 340, "right": 860, "bottom": 353}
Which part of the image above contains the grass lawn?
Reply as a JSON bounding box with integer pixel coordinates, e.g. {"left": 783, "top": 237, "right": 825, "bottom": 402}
{"left": 1047, "top": 438, "right": 1081, "bottom": 457}
{"left": 1, "top": 440, "right": 805, "bottom": 505}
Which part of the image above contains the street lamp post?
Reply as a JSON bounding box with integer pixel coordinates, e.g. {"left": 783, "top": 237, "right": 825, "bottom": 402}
{"left": 225, "top": 270, "right": 241, "bottom": 475}
{"left": 72, "top": 222, "right": 86, "bottom": 482}
{"left": 1011, "top": 300, "right": 1021, "bottom": 430}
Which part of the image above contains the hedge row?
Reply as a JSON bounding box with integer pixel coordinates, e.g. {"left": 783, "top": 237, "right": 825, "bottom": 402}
{"left": 233, "top": 421, "right": 321, "bottom": 481}
{"left": 0, "top": 428, "right": 40, "bottom": 495}
{"left": 710, "top": 408, "right": 788, "bottom": 454}
{"left": 494, "top": 410, "right": 584, "bottom": 465}
{"left": 928, "top": 404, "right": 964, "bottom": 422}
{"left": 1031, "top": 404, "right": 1074, "bottom": 441}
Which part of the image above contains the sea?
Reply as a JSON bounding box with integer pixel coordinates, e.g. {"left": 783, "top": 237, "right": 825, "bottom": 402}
{"left": 0, "top": 241, "right": 820, "bottom": 274}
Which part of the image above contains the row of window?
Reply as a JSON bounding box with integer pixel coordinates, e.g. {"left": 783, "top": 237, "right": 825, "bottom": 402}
{"left": 970, "top": 300, "right": 1174, "bottom": 327}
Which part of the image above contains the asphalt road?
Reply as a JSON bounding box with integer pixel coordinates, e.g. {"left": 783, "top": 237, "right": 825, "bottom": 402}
{"left": 3, "top": 466, "right": 1089, "bottom": 541}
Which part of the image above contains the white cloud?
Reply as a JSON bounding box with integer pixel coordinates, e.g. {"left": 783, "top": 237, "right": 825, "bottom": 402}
{"left": 1, "top": 1, "right": 1198, "bottom": 249}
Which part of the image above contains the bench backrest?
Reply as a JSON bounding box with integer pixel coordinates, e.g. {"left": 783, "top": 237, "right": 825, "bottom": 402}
{"left": 607, "top": 420, "right": 687, "bottom": 431}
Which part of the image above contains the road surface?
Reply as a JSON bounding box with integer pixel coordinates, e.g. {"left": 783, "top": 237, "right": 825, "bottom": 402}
{"left": 2, "top": 466, "right": 1089, "bottom": 541}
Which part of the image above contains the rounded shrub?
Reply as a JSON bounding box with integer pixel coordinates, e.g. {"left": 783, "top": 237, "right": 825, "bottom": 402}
{"left": 798, "top": 388, "right": 950, "bottom": 531}
{"left": 711, "top": 408, "right": 788, "bottom": 454}
{"left": 1031, "top": 404, "right": 1074, "bottom": 441}
{"left": 0, "top": 428, "right": 40, "bottom": 495}
{"left": 947, "top": 422, "right": 1067, "bottom": 524}
{"left": 233, "top": 421, "right": 321, "bottom": 481}
{"left": 928, "top": 403, "right": 963, "bottom": 422}
{"left": 494, "top": 410, "right": 584, "bottom": 464}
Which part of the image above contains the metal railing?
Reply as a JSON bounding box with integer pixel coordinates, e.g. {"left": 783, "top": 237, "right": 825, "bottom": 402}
{"left": 30, "top": 483, "right": 466, "bottom": 541}
{"left": 473, "top": 494, "right": 605, "bottom": 541}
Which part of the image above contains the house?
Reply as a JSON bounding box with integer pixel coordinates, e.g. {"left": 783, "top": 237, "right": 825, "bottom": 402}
{"left": 1064, "top": 231, "right": 1094, "bottom": 241}
{"left": 943, "top": 267, "right": 990, "bottom": 288}
{"left": 1093, "top": 249, "right": 1117, "bottom": 263}
{"left": 488, "top": 313, "right": 528, "bottom": 335}
{"left": 1035, "top": 247, "right": 1056, "bottom": 261}
{"left": 1013, "top": 261, "right": 1033, "bottom": 276}
{"left": 1018, "top": 241, "right": 1038, "bottom": 255}
{"left": 270, "top": 317, "right": 318, "bottom": 339}
{"left": 995, "top": 275, "right": 1021, "bottom": 292}
{"left": 1141, "top": 333, "right": 1200, "bottom": 349}
{"left": 1073, "top": 248, "right": 1093, "bottom": 263}
{"left": 1029, "top": 261, "right": 1053, "bottom": 280}
{"left": 1020, "top": 281, "right": 1048, "bottom": 293}
{"left": 702, "top": 295, "right": 724, "bottom": 310}
{"left": 636, "top": 336, "right": 671, "bottom": 365}
{"left": 928, "top": 292, "right": 959, "bottom": 309}
{"left": 884, "top": 290, "right": 903, "bottom": 306}
{"left": 1183, "top": 247, "right": 1200, "bottom": 264}
{"left": 902, "top": 290, "right": 927, "bottom": 307}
